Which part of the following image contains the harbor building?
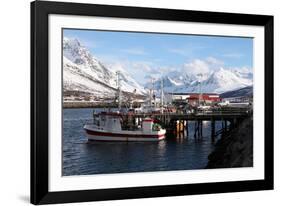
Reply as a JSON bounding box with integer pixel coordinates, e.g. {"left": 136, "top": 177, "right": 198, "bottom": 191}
{"left": 169, "top": 93, "right": 221, "bottom": 106}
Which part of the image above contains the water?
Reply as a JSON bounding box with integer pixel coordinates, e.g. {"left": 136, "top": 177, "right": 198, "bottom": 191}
{"left": 63, "top": 108, "right": 223, "bottom": 176}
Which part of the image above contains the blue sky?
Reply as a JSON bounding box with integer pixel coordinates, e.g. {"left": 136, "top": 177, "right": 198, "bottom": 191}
{"left": 63, "top": 29, "right": 253, "bottom": 84}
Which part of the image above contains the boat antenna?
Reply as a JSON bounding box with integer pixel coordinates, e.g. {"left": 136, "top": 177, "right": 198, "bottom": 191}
{"left": 152, "top": 78, "right": 156, "bottom": 109}
{"left": 149, "top": 78, "right": 153, "bottom": 108}
{"left": 199, "top": 74, "right": 202, "bottom": 106}
{"left": 160, "top": 76, "right": 164, "bottom": 113}
{"left": 116, "top": 71, "right": 122, "bottom": 111}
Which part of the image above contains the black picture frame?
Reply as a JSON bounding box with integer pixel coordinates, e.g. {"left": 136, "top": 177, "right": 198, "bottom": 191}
{"left": 31, "top": 0, "right": 274, "bottom": 204}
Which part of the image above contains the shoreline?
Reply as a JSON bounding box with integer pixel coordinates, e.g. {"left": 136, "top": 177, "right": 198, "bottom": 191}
{"left": 63, "top": 101, "right": 141, "bottom": 109}
{"left": 206, "top": 116, "right": 253, "bottom": 168}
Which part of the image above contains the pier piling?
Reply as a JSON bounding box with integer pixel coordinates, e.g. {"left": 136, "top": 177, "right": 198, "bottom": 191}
{"left": 186, "top": 120, "right": 189, "bottom": 137}
{"left": 211, "top": 119, "right": 215, "bottom": 142}
{"left": 200, "top": 120, "right": 203, "bottom": 138}
{"left": 126, "top": 108, "right": 249, "bottom": 139}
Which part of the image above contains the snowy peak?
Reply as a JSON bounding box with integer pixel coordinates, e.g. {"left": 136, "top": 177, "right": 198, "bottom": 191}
{"left": 63, "top": 38, "right": 92, "bottom": 65}
{"left": 63, "top": 37, "right": 252, "bottom": 97}
{"left": 63, "top": 38, "right": 146, "bottom": 97}
{"left": 63, "top": 38, "right": 111, "bottom": 76}
{"left": 232, "top": 68, "right": 253, "bottom": 80}
{"left": 150, "top": 67, "right": 253, "bottom": 94}
{"left": 166, "top": 71, "right": 194, "bottom": 85}
{"left": 197, "top": 67, "right": 252, "bottom": 93}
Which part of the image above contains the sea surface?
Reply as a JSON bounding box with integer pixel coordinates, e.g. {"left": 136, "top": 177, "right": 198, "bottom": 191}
{"left": 63, "top": 108, "right": 223, "bottom": 176}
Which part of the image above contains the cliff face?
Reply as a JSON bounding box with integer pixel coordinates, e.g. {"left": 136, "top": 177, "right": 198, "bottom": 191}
{"left": 206, "top": 117, "right": 253, "bottom": 168}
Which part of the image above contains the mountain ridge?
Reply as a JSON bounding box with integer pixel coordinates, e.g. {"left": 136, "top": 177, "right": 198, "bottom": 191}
{"left": 147, "top": 67, "right": 253, "bottom": 94}
{"left": 63, "top": 38, "right": 147, "bottom": 98}
{"left": 220, "top": 86, "right": 253, "bottom": 98}
{"left": 63, "top": 37, "right": 253, "bottom": 99}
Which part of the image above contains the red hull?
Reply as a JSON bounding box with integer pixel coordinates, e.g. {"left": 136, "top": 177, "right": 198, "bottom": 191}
{"left": 85, "top": 129, "right": 165, "bottom": 139}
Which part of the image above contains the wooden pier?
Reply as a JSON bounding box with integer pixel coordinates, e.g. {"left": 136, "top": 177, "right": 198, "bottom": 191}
{"left": 121, "top": 107, "right": 252, "bottom": 141}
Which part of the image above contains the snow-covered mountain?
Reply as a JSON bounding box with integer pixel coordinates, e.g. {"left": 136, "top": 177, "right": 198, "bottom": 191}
{"left": 147, "top": 67, "right": 253, "bottom": 94}
{"left": 63, "top": 37, "right": 253, "bottom": 98}
{"left": 63, "top": 38, "right": 146, "bottom": 98}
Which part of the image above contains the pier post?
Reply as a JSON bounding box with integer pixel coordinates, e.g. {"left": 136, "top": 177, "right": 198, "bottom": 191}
{"left": 166, "top": 117, "right": 170, "bottom": 128}
{"left": 200, "top": 120, "right": 203, "bottom": 138}
{"left": 173, "top": 120, "right": 177, "bottom": 133}
{"left": 194, "top": 121, "right": 198, "bottom": 138}
{"left": 186, "top": 120, "right": 189, "bottom": 137}
{"left": 211, "top": 119, "right": 215, "bottom": 142}
{"left": 229, "top": 119, "right": 234, "bottom": 130}
{"left": 220, "top": 119, "right": 225, "bottom": 137}
{"left": 177, "top": 120, "right": 184, "bottom": 133}
{"left": 233, "top": 118, "right": 237, "bottom": 128}
{"left": 194, "top": 120, "right": 202, "bottom": 139}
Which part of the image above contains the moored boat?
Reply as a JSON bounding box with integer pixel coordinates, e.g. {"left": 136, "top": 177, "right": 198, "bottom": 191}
{"left": 84, "top": 112, "right": 166, "bottom": 142}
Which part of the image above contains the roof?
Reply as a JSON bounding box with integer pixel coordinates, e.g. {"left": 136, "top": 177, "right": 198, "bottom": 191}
{"left": 169, "top": 92, "right": 219, "bottom": 95}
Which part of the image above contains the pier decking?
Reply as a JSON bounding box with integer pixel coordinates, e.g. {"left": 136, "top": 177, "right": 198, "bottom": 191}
{"left": 118, "top": 107, "right": 252, "bottom": 141}
{"left": 120, "top": 107, "right": 251, "bottom": 121}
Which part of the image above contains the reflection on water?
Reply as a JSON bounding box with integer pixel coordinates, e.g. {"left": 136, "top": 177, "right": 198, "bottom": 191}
{"left": 63, "top": 108, "right": 223, "bottom": 176}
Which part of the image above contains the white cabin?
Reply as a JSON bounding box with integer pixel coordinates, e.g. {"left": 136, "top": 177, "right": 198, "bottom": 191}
{"left": 142, "top": 118, "right": 153, "bottom": 132}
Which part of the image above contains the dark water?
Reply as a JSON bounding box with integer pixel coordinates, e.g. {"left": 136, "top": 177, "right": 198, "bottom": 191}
{"left": 63, "top": 108, "right": 223, "bottom": 176}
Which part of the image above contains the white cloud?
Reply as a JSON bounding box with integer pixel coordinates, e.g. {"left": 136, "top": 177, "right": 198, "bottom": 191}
{"left": 182, "top": 57, "right": 225, "bottom": 76}
{"left": 103, "top": 60, "right": 160, "bottom": 84}
{"left": 101, "top": 55, "right": 252, "bottom": 86}
{"left": 131, "top": 62, "right": 155, "bottom": 72}
{"left": 182, "top": 59, "right": 210, "bottom": 75}
{"left": 206, "top": 57, "right": 224, "bottom": 66}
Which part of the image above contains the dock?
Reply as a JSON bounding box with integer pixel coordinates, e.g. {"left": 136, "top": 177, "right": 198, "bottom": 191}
{"left": 118, "top": 107, "right": 252, "bottom": 141}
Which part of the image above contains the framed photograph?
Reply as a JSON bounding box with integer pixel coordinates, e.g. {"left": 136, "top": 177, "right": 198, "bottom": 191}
{"left": 31, "top": 0, "right": 274, "bottom": 204}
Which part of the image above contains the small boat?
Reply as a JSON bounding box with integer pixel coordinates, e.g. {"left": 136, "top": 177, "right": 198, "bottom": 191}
{"left": 84, "top": 112, "right": 166, "bottom": 142}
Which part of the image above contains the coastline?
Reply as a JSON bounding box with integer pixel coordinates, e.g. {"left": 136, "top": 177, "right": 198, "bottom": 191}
{"left": 63, "top": 101, "right": 142, "bottom": 109}
{"left": 206, "top": 116, "right": 253, "bottom": 168}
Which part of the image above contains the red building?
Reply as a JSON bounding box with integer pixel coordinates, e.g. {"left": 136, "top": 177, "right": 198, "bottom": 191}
{"left": 171, "top": 93, "right": 221, "bottom": 106}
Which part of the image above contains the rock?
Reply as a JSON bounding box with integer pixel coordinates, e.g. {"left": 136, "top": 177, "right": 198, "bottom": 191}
{"left": 206, "top": 117, "right": 253, "bottom": 169}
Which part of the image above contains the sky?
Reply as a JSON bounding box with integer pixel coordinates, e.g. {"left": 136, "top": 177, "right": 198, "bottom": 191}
{"left": 63, "top": 29, "right": 253, "bottom": 84}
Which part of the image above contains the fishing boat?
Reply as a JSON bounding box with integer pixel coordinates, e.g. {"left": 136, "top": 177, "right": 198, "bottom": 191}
{"left": 84, "top": 112, "right": 166, "bottom": 141}
{"left": 84, "top": 72, "right": 166, "bottom": 141}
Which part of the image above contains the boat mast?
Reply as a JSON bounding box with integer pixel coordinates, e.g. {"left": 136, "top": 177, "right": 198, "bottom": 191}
{"left": 152, "top": 78, "right": 156, "bottom": 109}
{"left": 160, "top": 77, "right": 164, "bottom": 113}
{"left": 149, "top": 78, "right": 153, "bottom": 108}
{"left": 199, "top": 74, "right": 202, "bottom": 106}
{"left": 116, "top": 71, "right": 122, "bottom": 111}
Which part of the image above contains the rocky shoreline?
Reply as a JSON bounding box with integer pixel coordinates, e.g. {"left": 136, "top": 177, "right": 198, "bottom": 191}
{"left": 206, "top": 117, "right": 253, "bottom": 169}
